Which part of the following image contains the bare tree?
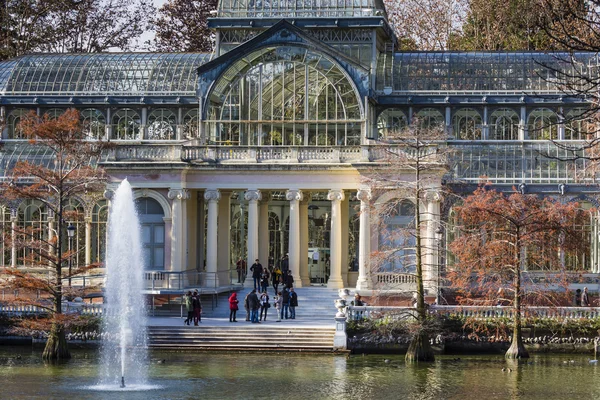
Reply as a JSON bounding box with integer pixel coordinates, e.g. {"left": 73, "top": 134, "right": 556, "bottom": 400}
{"left": 363, "top": 121, "right": 451, "bottom": 361}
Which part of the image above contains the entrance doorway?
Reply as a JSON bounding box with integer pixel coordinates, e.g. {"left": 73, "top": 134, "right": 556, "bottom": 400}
{"left": 308, "top": 247, "right": 330, "bottom": 285}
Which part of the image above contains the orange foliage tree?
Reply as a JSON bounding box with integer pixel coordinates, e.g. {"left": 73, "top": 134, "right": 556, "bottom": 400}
{"left": 0, "top": 109, "right": 110, "bottom": 360}
{"left": 448, "top": 186, "right": 590, "bottom": 359}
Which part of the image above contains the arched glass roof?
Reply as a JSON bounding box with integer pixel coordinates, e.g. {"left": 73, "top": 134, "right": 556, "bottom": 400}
{"left": 376, "top": 52, "right": 600, "bottom": 94}
{"left": 217, "top": 0, "right": 387, "bottom": 18}
{"left": 0, "top": 53, "right": 212, "bottom": 96}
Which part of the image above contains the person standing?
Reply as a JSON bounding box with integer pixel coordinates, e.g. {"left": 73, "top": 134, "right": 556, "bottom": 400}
{"left": 236, "top": 258, "right": 246, "bottom": 283}
{"left": 192, "top": 290, "right": 202, "bottom": 326}
{"left": 250, "top": 259, "right": 263, "bottom": 290}
{"left": 244, "top": 291, "right": 251, "bottom": 321}
{"left": 183, "top": 290, "right": 193, "bottom": 325}
{"left": 229, "top": 292, "right": 239, "bottom": 322}
{"left": 274, "top": 292, "right": 283, "bottom": 322}
{"left": 260, "top": 291, "right": 270, "bottom": 321}
{"left": 289, "top": 287, "right": 298, "bottom": 319}
{"left": 261, "top": 269, "right": 270, "bottom": 293}
{"left": 575, "top": 288, "right": 582, "bottom": 307}
{"left": 582, "top": 287, "right": 591, "bottom": 307}
{"left": 281, "top": 288, "right": 290, "bottom": 320}
{"left": 281, "top": 254, "right": 289, "bottom": 275}
{"left": 285, "top": 270, "right": 294, "bottom": 289}
{"left": 248, "top": 289, "right": 261, "bottom": 323}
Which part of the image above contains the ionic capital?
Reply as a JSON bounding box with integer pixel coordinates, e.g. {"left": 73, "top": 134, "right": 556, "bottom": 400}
{"left": 168, "top": 188, "right": 190, "bottom": 201}
{"left": 356, "top": 188, "right": 372, "bottom": 202}
{"left": 204, "top": 189, "right": 221, "bottom": 202}
{"left": 425, "top": 190, "right": 442, "bottom": 203}
{"left": 244, "top": 189, "right": 262, "bottom": 202}
{"left": 285, "top": 189, "right": 303, "bottom": 202}
{"left": 327, "top": 189, "right": 345, "bottom": 202}
{"left": 103, "top": 189, "right": 114, "bottom": 200}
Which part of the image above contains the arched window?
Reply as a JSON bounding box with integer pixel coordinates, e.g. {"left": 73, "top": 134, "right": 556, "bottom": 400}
{"left": 565, "top": 108, "right": 595, "bottom": 140}
{"left": 414, "top": 108, "right": 444, "bottom": 130}
{"left": 113, "top": 108, "right": 141, "bottom": 140}
{"left": 135, "top": 197, "right": 165, "bottom": 270}
{"left": 207, "top": 46, "right": 363, "bottom": 147}
{"left": 18, "top": 200, "right": 47, "bottom": 267}
{"left": 91, "top": 200, "right": 108, "bottom": 264}
{"left": 183, "top": 109, "right": 199, "bottom": 139}
{"left": 528, "top": 108, "right": 558, "bottom": 140}
{"left": 43, "top": 108, "right": 64, "bottom": 120}
{"left": 0, "top": 207, "right": 11, "bottom": 267}
{"left": 7, "top": 109, "right": 31, "bottom": 139}
{"left": 81, "top": 108, "right": 106, "bottom": 140}
{"left": 490, "top": 108, "right": 519, "bottom": 140}
{"left": 377, "top": 108, "right": 408, "bottom": 138}
{"left": 148, "top": 108, "right": 177, "bottom": 140}
{"left": 63, "top": 199, "right": 84, "bottom": 269}
{"left": 379, "top": 199, "right": 416, "bottom": 273}
{"left": 453, "top": 108, "right": 482, "bottom": 140}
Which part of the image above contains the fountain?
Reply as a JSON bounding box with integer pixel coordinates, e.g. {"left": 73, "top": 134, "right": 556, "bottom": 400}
{"left": 94, "top": 179, "right": 153, "bottom": 391}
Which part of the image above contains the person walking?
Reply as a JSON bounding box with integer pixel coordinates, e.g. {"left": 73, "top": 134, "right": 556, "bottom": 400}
{"left": 192, "top": 290, "right": 202, "bottom": 325}
{"left": 229, "top": 292, "right": 239, "bottom": 322}
{"left": 274, "top": 292, "right": 283, "bottom": 322}
{"left": 582, "top": 287, "right": 591, "bottom": 307}
{"left": 272, "top": 264, "right": 281, "bottom": 294}
{"left": 260, "top": 291, "right": 270, "bottom": 321}
{"left": 183, "top": 290, "right": 193, "bottom": 325}
{"left": 575, "top": 288, "right": 582, "bottom": 307}
{"left": 289, "top": 287, "right": 298, "bottom": 319}
{"left": 248, "top": 289, "right": 261, "bottom": 323}
{"left": 236, "top": 258, "right": 246, "bottom": 283}
{"left": 250, "top": 259, "right": 263, "bottom": 290}
{"left": 281, "top": 287, "right": 290, "bottom": 320}
{"left": 261, "top": 269, "right": 270, "bottom": 293}
{"left": 281, "top": 254, "right": 289, "bottom": 275}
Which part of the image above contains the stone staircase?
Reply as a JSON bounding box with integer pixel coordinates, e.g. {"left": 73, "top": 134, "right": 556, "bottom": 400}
{"left": 147, "top": 325, "right": 337, "bottom": 352}
{"left": 154, "top": 286, "right": 341, "bottom": 320}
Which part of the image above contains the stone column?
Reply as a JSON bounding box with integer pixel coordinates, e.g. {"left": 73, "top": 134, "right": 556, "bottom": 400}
{"left": 259, "top": 192, "right": 270, "bottom": 269}
{"left": 425, "top": 190, "right": 442, "bottom": 296}
{"left": 299, "top": 197, "right": 310, "bottom": 286}
{"left": 244, "top": 190, "right": 261, "bottom": 286}
{"left": 341, "top": 195, "right": 349, "bottom": 287}
{"left": 327, "top": 189, "right": 345, "bottom": 289}
{"left": 10, "top": 207, "right": 17, "bottom": 268}
{"left": 356, "top": 188, "right": 372, "bottom": 290}
{"left": 204, "top": 189, "right": 220, "bottom": 287}
{"left": 168, "top": 189, "right": 190, "bottom": 273}
{"left": 286, "top": 189, "right": 303, "bottom": 288}
{"left": 85, "top": 217, "right": 92, "bottom": 267}
{"left": 217, "top": 191, "right": 231, "bottom": 283}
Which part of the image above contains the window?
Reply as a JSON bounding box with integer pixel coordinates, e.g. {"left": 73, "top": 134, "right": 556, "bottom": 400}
{"left": 490, "top": 108, "right": 519, "bottom": 140}
{"left": 136, "top": 197, "right": 165, "bottom": 270}
{"left": 148, "top": 108, "right": 177, "bottom": 140}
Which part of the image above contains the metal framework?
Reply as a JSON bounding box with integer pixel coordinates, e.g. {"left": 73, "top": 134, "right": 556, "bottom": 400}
{"left": 0, "top": 53, "right": 212, "bottom": 96}
{"left": 216, "top": 0, "right": 387, "bottom": 18}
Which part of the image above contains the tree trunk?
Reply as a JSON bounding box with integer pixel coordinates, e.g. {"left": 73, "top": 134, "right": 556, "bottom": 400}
{"left": 405, "top": 331, "right": 435, "bottom": 362}
{"left": 42, "top": 321, "right": 71, "bottom": 361}
{"left": 506, "top": 246, "right": 529, "bottom": 359}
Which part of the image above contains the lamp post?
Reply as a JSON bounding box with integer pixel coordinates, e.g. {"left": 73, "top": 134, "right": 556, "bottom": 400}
{"left": 67, "top": 223, "right": 76, "bottom": 287}
{"left": 435, "top": 226, "right": 443, "bottom": 305}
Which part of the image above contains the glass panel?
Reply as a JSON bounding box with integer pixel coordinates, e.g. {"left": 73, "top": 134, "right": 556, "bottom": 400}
{"left": 142, "top": 225, "right": 151, "bottom": 244}
{"left": 154, "top": 248, "right": 164, "bottom": 268}
{"left": 154, "top": 226, "right": 164, "bottom": 244}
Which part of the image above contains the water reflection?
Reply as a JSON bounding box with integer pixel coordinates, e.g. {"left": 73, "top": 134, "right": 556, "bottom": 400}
{"left": 3, "top": 348, "right": 600, "bottom": 399}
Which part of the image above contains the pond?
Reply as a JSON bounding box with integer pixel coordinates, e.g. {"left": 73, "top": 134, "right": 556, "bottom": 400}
{"left": 1, "top": 347, "right": 600, "bottom": 399}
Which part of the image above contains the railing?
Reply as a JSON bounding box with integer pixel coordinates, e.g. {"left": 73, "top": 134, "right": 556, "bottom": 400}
{"left": 0, "top": 302, "right": 103, "bottom": 316}
{"left": 105, "top": 144, "right": 182, "bottom": 161}
{"left": 143, "top": 269, "right": 238, "bottom": 291}
{"left": 345, "top": 305, "right": 600, "bottom": 321}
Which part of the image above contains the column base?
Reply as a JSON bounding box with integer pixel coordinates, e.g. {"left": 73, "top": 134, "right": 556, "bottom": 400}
{"left": 355, "top": 277, "right": 373, "bottom": 290}
{"left": 293, "top": 274, "right": 303, "bottom": 288}
{"left": 327, "top": 277, "right": 344, "bottom": 289}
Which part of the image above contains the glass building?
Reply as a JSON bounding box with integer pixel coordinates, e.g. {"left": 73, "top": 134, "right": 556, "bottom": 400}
{"left": 0, "top": 0, "right": 598, "bottom": 295}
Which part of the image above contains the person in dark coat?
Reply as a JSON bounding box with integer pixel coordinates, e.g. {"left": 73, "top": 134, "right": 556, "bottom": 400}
{"left": 229, "top": 292, "right": 239, "bottom": 322}
{"left": 250, "top": 259, "right": 263, "bottom": 290}
{"left": 183, "top": 290, "right": 193, "bottom": 325}
{"left": 285, "top": 270, "right": 294, "bottom": 289}
{"left": 248, "top": 289, "right": 261, "bottom": 323}
{"left": 192, "top": 290, "right": 202, "bottom": 325}
{"left": 281, "top": 255, "right": 289, "bottom": 275}
{"left": 575, "top": 288, "right": 582, "bottom": 307}
{"left": 261, "top": 269, "right": 270, "bottom": 293}
{"left": 289, "top": 288, "right": 298, "bottom": 319}
{"left": 281, "top": 288, "right": 290, "bottom": 320}
{"left": 259, "top": 291, "right": 270, "bottom": 321}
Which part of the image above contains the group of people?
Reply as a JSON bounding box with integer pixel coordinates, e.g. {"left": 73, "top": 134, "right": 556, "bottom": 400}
{"left": 575, "top": 287, "right": 592, "bottom": 307}
{"left": 183, "top": 290, "right": 203, "bottom": 326}
{"left": 236, "top": 255, "right": 295, "bottom": 292}
{"left": 229, "top": 286, "right": 298, "bottom": 323}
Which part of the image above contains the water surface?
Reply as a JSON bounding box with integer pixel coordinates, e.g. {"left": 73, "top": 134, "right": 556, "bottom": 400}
{"left": 1, "top": 347, "right": 600, "bottom": 399}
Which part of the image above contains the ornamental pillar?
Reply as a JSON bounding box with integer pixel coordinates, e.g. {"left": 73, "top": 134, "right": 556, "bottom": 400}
{"left": 244, "top": 190, "right": 261, "bottom": 286}
{"left": 10, "top": 207, "right": 17, "bottom": 268}
{"left": 299, "top": 197, "right": 310, "bottom": 286}
{"left": 168, "top": 188, "right": 190, "bottom": 273}
{"left": 327, "top": 189, "right": 345, "bottom": 289}
{"left": 286, "top": 189, "right": 303, "bottom": 288}
{"left": 85, "top": 217, "right": 92, "bottom": 267}
{"left": 204, "top": 189, "right": 220, "bottom": 287}
{"left": 356, "top": 188, "right": 372, "bottom": 290}
{"left": 425, "top": 190, "right": 442, "bottom": 297}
